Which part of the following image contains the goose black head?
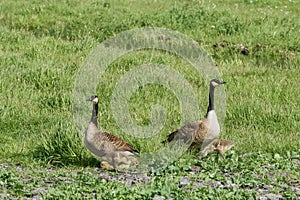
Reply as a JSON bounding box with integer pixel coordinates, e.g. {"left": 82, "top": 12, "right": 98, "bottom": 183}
{"left": 210, "top": 79, "right": 226, "bottom": 87}
{"left": 87, "top": 95, "right": 99, "bottom": 104}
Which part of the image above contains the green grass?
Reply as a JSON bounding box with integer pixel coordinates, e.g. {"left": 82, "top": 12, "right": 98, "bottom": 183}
{"left": 0, "top": 0, "right": 299, "bottom": 198}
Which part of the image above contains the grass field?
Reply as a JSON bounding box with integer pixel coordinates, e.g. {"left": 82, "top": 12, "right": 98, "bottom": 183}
{"left": 0, "top": 0, "right": 299, "bottom": 199}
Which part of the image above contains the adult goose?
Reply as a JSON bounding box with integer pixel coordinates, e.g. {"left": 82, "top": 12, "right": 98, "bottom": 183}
{"left": 165, "top": 79, "right": 228, "bottom": 156}
{"left": 85, "top": 95, "right": 138, "bottom": 170}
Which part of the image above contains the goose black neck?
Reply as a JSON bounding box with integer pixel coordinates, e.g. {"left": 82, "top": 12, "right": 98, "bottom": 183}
{"left": 206, "top": 84, "right": 215, "bottom": 117}
{"left": 91, "top": 103, "right": 98, "bottom": 127}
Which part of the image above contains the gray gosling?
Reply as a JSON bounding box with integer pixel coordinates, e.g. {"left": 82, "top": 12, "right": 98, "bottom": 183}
{"left": 200, "top": 139, "right": 234, "bottom": 158}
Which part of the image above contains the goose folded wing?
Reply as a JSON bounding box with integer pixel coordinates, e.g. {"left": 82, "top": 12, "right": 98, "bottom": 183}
{"left": 165, "top": 120, "right": 202, "bottom": 143}
{"left": 102, "top": 132, "right": 138, "bottom": 153}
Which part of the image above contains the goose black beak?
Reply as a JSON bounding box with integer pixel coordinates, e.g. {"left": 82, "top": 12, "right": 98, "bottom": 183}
{"left": 221, "top": 81, "right": 226, "bottom": 84}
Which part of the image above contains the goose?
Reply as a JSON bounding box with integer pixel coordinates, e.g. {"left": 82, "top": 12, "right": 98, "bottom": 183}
{"left": 85, "top": 95, "right": 138, "bottom": 170}
{"left": 200, "top": 139, "right": 234, "bottom": 158}
{"left": 165, "top": 79, "right": 226, "bottom": 156}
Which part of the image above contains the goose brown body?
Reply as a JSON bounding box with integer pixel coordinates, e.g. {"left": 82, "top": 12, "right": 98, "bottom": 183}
{"left": 167, "top": 119, "right": 209, "bottom": 146}
{"left": 166, "top": 117, "right": 219, "bottom": 149}
{"left": 85, "top": 122, "right": 137, "bottom": 156}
